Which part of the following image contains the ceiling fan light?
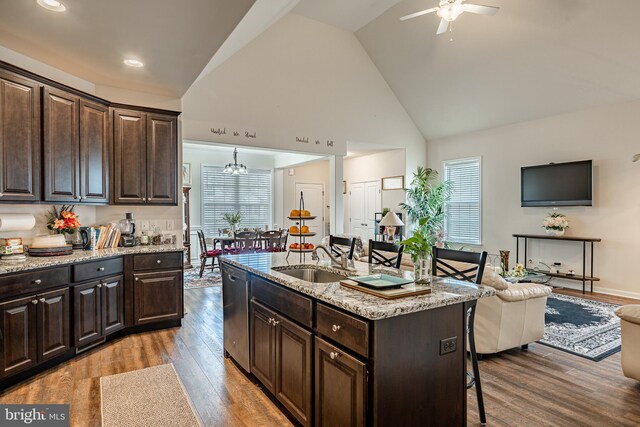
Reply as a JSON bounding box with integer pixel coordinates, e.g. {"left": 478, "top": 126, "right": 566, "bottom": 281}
{"left": 437, "top": 4, "right": 463, "bottom": 21}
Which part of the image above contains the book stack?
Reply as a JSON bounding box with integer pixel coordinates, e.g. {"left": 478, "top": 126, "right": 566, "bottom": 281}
{"left": 92, "top": 224, "right": 122, "bottom": 250}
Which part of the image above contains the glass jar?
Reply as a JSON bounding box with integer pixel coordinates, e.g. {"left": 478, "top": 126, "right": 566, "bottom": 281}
{"left": 414, "top": 256, "right": 432, "bottom": 285}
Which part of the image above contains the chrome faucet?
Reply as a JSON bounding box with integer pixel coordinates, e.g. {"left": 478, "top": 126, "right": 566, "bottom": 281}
{"left": 312, "top": 245, "right": 352, "bottom": 270}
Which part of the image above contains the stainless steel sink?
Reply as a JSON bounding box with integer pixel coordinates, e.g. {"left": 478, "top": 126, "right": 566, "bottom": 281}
{"left": 274, "top": 267, "right": 348, "bottom": 283}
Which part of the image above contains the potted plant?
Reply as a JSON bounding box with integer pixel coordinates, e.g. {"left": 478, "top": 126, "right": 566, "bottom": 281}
{"left": 223, "top": 211, "right": 242, "bottom": 236}
{"left": 400, "top": 167, "right": 451, "bottom": 283}
{"left": 543, "top": 212, "right": 569, "bottom": 236}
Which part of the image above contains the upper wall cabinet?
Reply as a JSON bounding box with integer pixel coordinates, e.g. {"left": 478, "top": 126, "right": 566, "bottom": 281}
{"left": 113, "top": 108, "right": 178, "bottom": 205}
{"left": 43, "top": 87, "right": 110, "bottom": 204}
{"left": 0, "top": 70, "right": 41, "bottom": 202}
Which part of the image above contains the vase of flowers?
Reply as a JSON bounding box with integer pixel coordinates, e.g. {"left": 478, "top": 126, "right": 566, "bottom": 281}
{"left": 223, "top": 211, "right": 242, "bottom": 236}
{"left": 46, "top": 205, "right": 81, "bottom": 236}
{"left": 543, "top": 212, "right": 569, "bottom": 236}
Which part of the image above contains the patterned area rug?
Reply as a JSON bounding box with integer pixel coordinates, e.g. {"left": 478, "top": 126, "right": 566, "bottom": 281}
{"left": 540, "top": 293, "right": 621, "bottom": 361}
{"left": 184, "top": 267, "right": 222, "bottom": 289}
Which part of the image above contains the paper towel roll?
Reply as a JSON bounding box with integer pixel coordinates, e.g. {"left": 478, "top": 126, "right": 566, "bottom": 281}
{"left": 0, "top": 214, "right": 36, "bottom": 232}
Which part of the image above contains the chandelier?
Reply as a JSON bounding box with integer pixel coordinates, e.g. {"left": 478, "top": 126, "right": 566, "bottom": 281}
{"left": 223, "top": 148, "right": 248, "bottom": 175}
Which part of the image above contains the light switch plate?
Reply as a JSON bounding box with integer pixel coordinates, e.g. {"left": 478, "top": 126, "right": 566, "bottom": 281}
{"left": 149, "top": 220, "right": 160, "bottom": 230}
{"left": 166, "top": 220, "right": 174, "bottom": 231}
{"left": 139, "top": 220, "right": 150, "bottom": 232}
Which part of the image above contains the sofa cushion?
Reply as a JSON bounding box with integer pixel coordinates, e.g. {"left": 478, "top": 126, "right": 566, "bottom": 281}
{"left": 615, "top": 305, "right": 640, "bottom": 325}
{"left": 496, "top": 282, "right": 552, "bottom": 302}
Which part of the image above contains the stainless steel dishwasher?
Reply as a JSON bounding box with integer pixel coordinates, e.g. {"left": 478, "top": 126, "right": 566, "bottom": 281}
{"left": 221, "top": 263, "right": 251, "bottom": 371}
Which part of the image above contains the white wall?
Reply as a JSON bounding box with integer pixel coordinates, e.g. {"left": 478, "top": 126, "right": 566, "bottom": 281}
{"left": 280, "top": 160, "right": 330, "bottom": 236}
{"left": 427, "top": 99, "right": 640, "bottom": 298}
{"left": 343, "top": 149, "right": 406, "bottom": 232}
{"left": 181, "top": 12, "right": 426, "bottom": 173}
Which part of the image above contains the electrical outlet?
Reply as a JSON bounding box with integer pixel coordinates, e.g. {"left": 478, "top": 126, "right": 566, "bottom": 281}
{"left": 149, "top": 220, "right": 160, "bottom": 230}
{"left": 139, "top": 220, "right": 150, "bottom": 232}
{"left": 440, "top": 337, "right": 457, "bottom": 355}
{"left": 166, "top": 220, "right": 174, "bottom": 231}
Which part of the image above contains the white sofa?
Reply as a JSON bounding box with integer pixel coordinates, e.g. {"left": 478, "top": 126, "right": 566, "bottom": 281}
{"left": 614, "top": 305, "right": 640, "bottom": 381}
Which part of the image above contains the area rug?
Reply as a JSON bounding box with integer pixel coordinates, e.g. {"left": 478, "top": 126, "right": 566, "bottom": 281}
{"left": 184, "top": 267, "right": 222, "bottom": 289}
{"left": 100, "top": 364, "right": 201, "bottom": 427}
{"left": 540, "top": 293, "right": 621, "bottom": 361}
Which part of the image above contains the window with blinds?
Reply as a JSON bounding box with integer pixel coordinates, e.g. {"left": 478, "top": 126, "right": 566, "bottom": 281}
{"left": 201, "top": 165, "right": 272, "bottom": 235}
{"left": 443, "top": 157, "right": 482, "bottom": 245}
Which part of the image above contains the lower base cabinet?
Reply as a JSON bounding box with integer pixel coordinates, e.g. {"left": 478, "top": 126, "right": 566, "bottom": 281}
{"left": 133, "top": 270, "right": 182, "bottom": 325}
{"left": 73, "top": 275, "right": 124, "bottom": 348}
{"left": 315, "top": 337, "right": 366, "bottom": 427}
{"left": 251, "top": 301, "right": 312, "bottom": 426}
{"left": 0, "top": 288, "right": 71, "bottom": 378}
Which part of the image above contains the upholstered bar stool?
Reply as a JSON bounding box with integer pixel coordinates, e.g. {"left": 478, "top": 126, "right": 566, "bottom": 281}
{"left": 615, "top": 305, "right": 640, "bottom": 381}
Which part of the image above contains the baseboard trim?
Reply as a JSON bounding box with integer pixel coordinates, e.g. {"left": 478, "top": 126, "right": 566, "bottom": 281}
{"left": 554, "top": 282, "right": 640, "bottom": 301}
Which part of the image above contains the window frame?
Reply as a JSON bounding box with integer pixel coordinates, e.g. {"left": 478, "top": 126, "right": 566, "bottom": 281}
{"left": 442, "top": 156, "right": 482, "bottom": 246}
{"left": 200, "top": 164, "right": 274, "bottom": 235}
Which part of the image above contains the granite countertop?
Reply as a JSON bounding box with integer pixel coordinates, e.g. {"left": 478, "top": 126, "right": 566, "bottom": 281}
{"left": 221, "top": 252, "right": 495, "bottom": 320}
{"left": 0, "top": 245, "right": 185, "bottom": 275}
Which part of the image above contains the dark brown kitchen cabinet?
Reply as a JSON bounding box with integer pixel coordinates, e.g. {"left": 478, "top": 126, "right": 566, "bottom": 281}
{"left": 315, "top": 336, "right": 366, "bottom": 427}
{"left": 37, "top": 287, "right": 70, "bottom": 362}
{"left": 0, "top": 70, "right": 41, "bottom": 202}
{"left": 79, "top": 99, "right": 109, "bottom": 203}
{"left": 112, "top": 108, "right": 178, "bottom": 205}
{"left": 43, "top": 87, "right": 80, "bottom": 202}
{"left": 251, "top": 301, "right": 313, "bottom": 426}
{"left": 0, "top": 288, "right": 70, "bottom": 378}
{"left": 73, "top": 275, "right": 123, "bottom": 348}
{"left": 0, "top": 295, "right": 38, "bottom": 378}
{"left": 133, "top": 270, "right": 182, "bottom": 324}
{"left": 43, "top": 87, "right": 110, "bottom": 204}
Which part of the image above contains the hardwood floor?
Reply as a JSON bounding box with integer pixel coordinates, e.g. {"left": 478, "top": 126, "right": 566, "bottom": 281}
{"left": 1, "top": 285, "right": 638, "bottom": 426}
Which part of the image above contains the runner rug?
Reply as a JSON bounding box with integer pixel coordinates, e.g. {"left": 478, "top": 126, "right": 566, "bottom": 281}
{"left": 100, "top": 364, "right": 201, "bottom": 427}
{"left": 540, "top": 293, "right": 621, "bottom": 361}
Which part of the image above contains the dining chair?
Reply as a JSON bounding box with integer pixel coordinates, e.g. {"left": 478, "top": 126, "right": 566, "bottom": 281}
{"left": 197, "top": 230, "right": 222, "bottom": 277}
{"left": 329, "top": 235, "right": 356, "bottom": 260}
{"left": 431, "top": 246, "right": 488, "bottom": 426}
{"left": 279, "top": 230, "right": 289, "bottom": 252}
{"left": 368, "top": 240, "right": 404, "bottom": 269}
{"left": 260, "top": 230, "right": 283, "bottom": 252}
{"left": 234, "top": 231, "right": 259, "bottom": 253}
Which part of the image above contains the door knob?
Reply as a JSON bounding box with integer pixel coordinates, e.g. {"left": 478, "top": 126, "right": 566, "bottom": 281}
{"left": 330, "top": 351, "right": 340, "bottom": 360}
{"left": 98, "top": 267, "right": 105, "bottom": 271}
{"left": 135, "top": 277, "right": 139, "bottom": 281}
{"left": 331, "top": 324, "right": 341, "bottom": 332}
{"left": 157, "top": 260, "right": 162, "bottom": 264}
{"left": 33, "top": 279, "right": 42, "bottom": 285}
{"left": 39, "top": 298, "right": 45, "bottom": 303}
{"left": 97, "top": 284, "right": 102, "bottom": 288}
{"left": 31, "top": 300, "right": 38, "bottom": 305}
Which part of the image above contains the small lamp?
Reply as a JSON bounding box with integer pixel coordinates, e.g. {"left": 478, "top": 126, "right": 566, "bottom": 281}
{"left": 379, "top": 212, "right": 404, "bottom": 242}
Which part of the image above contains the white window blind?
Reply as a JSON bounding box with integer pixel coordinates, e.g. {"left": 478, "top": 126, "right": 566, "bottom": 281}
{"left": 443, "top": 158, "right": 481, "bottom": 245}
{"left": 201, "top": 165, "right": 272, "bottom": 235}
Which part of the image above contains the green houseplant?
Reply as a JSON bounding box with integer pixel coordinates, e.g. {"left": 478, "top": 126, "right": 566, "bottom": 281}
{"left": 400, "top": 167, "right": 451, "bottom": 283}
{"left": 223, "top": 211, "right": 242, "bottom": 235}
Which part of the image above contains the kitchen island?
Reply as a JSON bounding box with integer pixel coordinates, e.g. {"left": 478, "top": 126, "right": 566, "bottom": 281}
{"left": 221, "top": 252, "right": 494, "bottom": 427}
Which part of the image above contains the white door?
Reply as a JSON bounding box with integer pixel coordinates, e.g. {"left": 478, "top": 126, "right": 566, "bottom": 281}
{"left": 294, "top": 182, "right": 324, "bottom": 245}
{"left": 350, "top": 183, "right": 366, "bottom": 241}
{"left": 365, "top": 181, "right": 381, "bottom": 241}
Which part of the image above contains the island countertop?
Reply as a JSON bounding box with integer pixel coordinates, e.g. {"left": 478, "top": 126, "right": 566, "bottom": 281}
{"left": 221, "top": 252, "right": 495, "bottom": 320}
{"left": 0, "top": 245, "right": 185, "bottom": 275}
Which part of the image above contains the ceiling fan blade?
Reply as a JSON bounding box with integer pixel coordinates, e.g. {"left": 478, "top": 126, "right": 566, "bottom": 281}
{"left": 436, "top": 18, "right": 449, "bottom": 35}
{"left": 463, "top": 3, "right": 500, "bottom": 16}
{"left": 400, "top": 7, "right": 439, "bottom": 21}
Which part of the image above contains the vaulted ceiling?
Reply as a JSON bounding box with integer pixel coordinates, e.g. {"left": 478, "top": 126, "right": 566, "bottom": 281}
{"left": 0, "top": 0, "right": 255, "bottom": 97}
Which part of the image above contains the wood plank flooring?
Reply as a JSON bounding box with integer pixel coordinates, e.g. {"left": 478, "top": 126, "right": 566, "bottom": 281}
{"left": 0, "top": 285, "right": 638, "bottom": 426}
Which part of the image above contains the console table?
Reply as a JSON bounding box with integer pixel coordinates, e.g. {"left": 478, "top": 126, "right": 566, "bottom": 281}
{"left": 513, "top": 234, "right": 601, "bottom": 294}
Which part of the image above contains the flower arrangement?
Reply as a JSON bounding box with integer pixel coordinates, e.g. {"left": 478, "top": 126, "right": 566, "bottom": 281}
{"left": 46, "top": 205, "right": 81, "bottom": 235}
{"left": 508, "top": 263, "right": 527, "bottom": 279}
{"left": 543, "top": 212, "right": 569, "bottom": 235}
{"left": 222, "top": 211, "right": 242, "bottom": 232}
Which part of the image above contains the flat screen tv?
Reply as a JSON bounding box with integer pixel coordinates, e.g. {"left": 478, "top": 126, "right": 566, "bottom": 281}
{"left": 521, "top": 160, "right": 592, "bottom": 207}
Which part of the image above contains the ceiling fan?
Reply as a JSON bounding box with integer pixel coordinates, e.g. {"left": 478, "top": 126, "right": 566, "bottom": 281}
{"left": 400, "top": 0, "right": 499, "bottom": 36}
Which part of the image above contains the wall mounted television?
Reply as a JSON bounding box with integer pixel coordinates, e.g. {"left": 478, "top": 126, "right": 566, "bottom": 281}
{"left": 521, "top": 160, "right": 592, "bottom": 207}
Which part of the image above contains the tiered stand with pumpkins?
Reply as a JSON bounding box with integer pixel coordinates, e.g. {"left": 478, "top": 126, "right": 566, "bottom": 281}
{"left": 287, "top": 192, "right": 316, "bottom": 262}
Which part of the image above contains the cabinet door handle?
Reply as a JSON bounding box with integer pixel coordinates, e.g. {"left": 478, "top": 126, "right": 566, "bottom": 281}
{"left": 135, "top": 277, "right": 139, "bottom": 281}
{"left": 33, "top": 279, "right": 42, "bottom": 285}
{"left": 0, "top": 192, "right": 3, "bottom": 197}
{"left": 31, "top": 300, "right": 38, "bottom": 305}
{"left": 157, "top": 260, "right": 162, "bottom": 264}
{"left": 268, "top": 318, "right": 274, "bottom": 325}
{"left": 273, "top": 320, "right": 279, "bottom": 326}
{"left": 97, "top": 284, "right": 102, "bottom": 288}
{"left": 39, "top": 298, "right": 45, "bottom": 303}
{"left": 331, "top": 324, "right": 341, "bottom": 332}
{"left": 98, "top": 267, "right": 105, "bottom": 271}
{"left": 330, "top": 351, "right": 340, "bottom": 360}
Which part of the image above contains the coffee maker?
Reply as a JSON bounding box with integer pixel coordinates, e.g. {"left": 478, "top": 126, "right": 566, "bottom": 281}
{"left": 118, "top": 213, "right": 136, "bottom": 247}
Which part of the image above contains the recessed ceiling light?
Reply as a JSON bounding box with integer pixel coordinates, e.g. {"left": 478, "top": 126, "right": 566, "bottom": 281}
{"left": 36, "top": 0, "right": 66, "bottom": 12}
{"left": 123, "top": 59, "right": 144, "bottom": 68}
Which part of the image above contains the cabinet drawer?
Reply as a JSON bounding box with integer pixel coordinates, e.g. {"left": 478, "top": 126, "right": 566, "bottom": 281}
{"left": 317, "top": 303, "right": 369, "bottom": 358}
{"left": 133, "top": 252, "right": 182, "bottom": 271}
{"left": 251, "top": 277, "right": 312, "bottom": 329}
{"left": 0, "top": 267, "right": 69, "bottom": 301}
{"left": 73, "top": 257, "right": 123, "bottom": 283}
